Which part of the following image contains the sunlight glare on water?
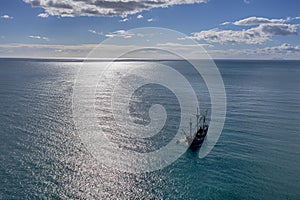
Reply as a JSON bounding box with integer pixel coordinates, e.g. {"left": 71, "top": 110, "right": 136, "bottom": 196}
{"left": 0, "top": 59, "right": 300, "bottom": 199}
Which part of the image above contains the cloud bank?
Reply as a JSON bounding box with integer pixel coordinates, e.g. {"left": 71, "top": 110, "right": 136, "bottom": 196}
{"left": 1, "top": 43, "right": 300, "bottom": 59}
{"left": 23, "top": 0, "right": 207, "bottom": 17}
{"left": 191, "top": 17, "right": 298, "bottom": 44}
{"left": 263, "top": 43, "right": 300, "bottom": 53}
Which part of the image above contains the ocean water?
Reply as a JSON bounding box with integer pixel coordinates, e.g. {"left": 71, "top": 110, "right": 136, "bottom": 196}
{"left": 0, "top": 59, "right": 300, "bottom": 199}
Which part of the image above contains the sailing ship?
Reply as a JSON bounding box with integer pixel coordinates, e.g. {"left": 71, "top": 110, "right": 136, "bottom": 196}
{"left": 184, "top": 108, "right": 209, "bottom": 151}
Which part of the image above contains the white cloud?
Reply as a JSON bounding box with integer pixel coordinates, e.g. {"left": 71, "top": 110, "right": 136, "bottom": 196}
{"left": 23, "top": 0, "right": 207, "bottom": 17}
{"left": 233, "top": 16, "right": 288, "bottom": 26}
{"left": 190, "top": 16, "right": 298, "bottom": 45}
{"left": 190, "top": 29, "right": 267, "bottom": 44}
{"left": 157, "top": 42, "right": 214, "bottom": 48}
{"left": 88, "top": 29, "right": 97, "bottom": 34}
{"left": 220, "top": 21, "right": 231, "bottom": 26}
{"left": 147, "top": 18, "right": 154, "bottom": 22}
{"left": 1, "top": 15, "right": 13, "bottom": 19}
{"left": 29, "top": 35, "right": 49, "bottom": 41}
{"left": 105, "top": 30, "right": 135, "bottom": 38}
{"left": 226, "top": 44, "right": 300, "bottom": 59}
{"left": 37, "top": 13, "right": 49, "bottom": 18}
{"left": 243, "top": 0, "right": 250, "bottom": 4}
{"left": 119, "top": 18, "right": 129, "bottom": 22}
{"left": 137, "top": 14, "right": 143, "bottom": 19}
{"left": 222, "top": 16, "right": 300, "bottom": 26}
{"left": 257, "top": 23, "right": 297, "bottom": 36}
{"left": 88, "top": 29, "right": 103, "bottom": 36}
{"left": 262, "top": 43, "right": 300, "bottom": 53}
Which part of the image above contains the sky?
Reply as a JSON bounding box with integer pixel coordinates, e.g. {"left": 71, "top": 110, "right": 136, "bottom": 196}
{"left": 0, "top": 0, "right": 300, "bottom": 59}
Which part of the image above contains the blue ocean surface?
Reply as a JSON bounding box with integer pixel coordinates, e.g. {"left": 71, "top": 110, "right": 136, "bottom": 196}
{"left": 0, "top": 59, "right": 300, "bottom": 199}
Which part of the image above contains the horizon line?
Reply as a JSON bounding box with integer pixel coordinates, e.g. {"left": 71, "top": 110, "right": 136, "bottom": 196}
{"left": 1, "top": 57, "right": 299, "bottom": 62}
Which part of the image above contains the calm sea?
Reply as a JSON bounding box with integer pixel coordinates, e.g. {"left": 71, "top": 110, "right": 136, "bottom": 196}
{"left": 0, "top": 59, "right": 300, "bottom": 199}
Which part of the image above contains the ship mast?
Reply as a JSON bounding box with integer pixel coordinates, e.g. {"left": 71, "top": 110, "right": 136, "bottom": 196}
{"left": 189, "top": 118, "right": 192, "bottom": 137}
{"left": 203, "top": 109, "right": 208, "bottom": 127}
{"left": 196, "top": 107, "right": 200, "bottom": 130}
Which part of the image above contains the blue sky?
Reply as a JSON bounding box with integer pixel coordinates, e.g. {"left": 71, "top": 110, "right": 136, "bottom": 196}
{"left": 0, "top": 0, "right": 300, "bottom": 59}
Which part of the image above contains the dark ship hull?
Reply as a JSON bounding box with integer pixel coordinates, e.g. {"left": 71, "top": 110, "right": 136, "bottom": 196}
{"left": 188, "top": 125, "right": 208, "bottom": 151}
{"left": 185, "top": 108, "right": 209, "bottom": 151}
